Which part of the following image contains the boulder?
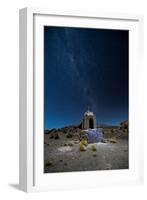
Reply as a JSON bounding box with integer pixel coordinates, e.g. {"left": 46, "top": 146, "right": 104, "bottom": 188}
{"left": 108, "top": 137, "right": 117, "bottom": 143}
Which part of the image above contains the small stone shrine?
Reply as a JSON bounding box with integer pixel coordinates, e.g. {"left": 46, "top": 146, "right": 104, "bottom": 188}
{"left": 82, "top": 106, "right": 97, "bottom": 129}
{"left": 81, "top": 107, "right": 104, "bottom": 143}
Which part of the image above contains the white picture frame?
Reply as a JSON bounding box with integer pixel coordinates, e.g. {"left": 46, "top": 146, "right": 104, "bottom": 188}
{"left": 19, "top": 7, "right": 144, "bottom": 192}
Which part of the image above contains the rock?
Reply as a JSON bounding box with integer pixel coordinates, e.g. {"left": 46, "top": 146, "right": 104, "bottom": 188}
{"left": 68, "top": 143, "right": 74, "bottom": 146}
{"left": 91, "top": 144, "right": 97, "bottom": 151}
{"left": 108, "top": 138, "right": 117, "bottom": 143}
{"left": 54, "top": 132, "right": 60, "bottom": 139}
{"left": 66, "top": 132, "right": 73, "bottom": 138}
{"left": 120, "top": 120, "right": 128, "bottom": 130}
{"left": 101, "top": 138, "right": 107, "bottom": 143}
{"left": 49, "top": 133, "right": 54, "bottom": 139}
{"left": 58, "top": 146, "right": 72, "bottom": 152}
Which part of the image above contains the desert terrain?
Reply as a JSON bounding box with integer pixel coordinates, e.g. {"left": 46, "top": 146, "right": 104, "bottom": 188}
{"left": 44, "top": 125, "right": 128, "bottom": 173}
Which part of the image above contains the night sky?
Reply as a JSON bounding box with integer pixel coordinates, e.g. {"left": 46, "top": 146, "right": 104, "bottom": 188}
{"left": 44, "top": 26, "right": 128, "bottom": 129}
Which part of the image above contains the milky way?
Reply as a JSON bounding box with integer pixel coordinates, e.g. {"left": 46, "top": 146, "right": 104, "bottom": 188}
{"left": 44, "top": 26, "right": 128, "bottom": 129}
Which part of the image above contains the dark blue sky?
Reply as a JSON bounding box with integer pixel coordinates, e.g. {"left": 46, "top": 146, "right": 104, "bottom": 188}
{"left": 44, "top": 26, "right": 128, "bottom": 129}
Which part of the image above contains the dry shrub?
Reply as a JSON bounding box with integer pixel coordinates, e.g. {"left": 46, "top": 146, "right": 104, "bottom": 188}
{"left": 91, "top": 144, "right": 97, "bottom": 151}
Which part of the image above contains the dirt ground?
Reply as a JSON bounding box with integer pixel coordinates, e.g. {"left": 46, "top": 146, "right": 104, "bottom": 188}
{"left": 44, "top": 130, "right": 128, "bottom": 173}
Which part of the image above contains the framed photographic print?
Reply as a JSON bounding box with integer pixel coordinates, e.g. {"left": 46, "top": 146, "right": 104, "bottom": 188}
{"left": 19, "top": 8, "right": 144, "bottom": 192}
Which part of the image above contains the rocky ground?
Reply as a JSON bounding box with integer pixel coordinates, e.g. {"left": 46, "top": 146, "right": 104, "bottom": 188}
{"left": 44, "top": 127, "right": 128, "bottom": 173}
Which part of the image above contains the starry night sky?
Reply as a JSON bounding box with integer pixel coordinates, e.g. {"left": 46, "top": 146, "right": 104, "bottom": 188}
{"left": 44, "top": 26, "right": 128, "bottom": 129}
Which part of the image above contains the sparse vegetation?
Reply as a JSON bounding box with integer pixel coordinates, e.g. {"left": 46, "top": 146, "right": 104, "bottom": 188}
{"left": 54, "top": 132, "right": 60, "bottom": 139}
{"left": 66, "top": 132, "right": 73, "bottom": 138}
{"left": 79, "top": 141, "right": 87, "bottom": 151}
{"left": 79, "top": 144, "right": 87, "bottom": 151}
{"left": 82, "top": 140, "right": 88, "bottom": 146}
{"left": 91, "top": 144, "right": 97, "bottom": 151}
{"left": 44, "top": 122, "right": 128, "bottom": 173}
